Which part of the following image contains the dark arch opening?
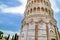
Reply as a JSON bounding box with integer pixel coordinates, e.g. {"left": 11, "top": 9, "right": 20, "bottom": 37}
{"left": 30, "top": 8, "right": 32, "bottom": 13}
{"left": 32, "top": 1, "right": 33, "bottom": 4}
{"left": 37, "top": 7, "right": 40, "bottom": 11}
{"left": 34, "top": 0, "right": 36, "bottom": 2}
{"left": 45, "top": 8, "right": 48, "bottom": 12}
{"left": 41, "top": 7, "right": 44, "bottom": 11}
{"left": 41, "top": 0, "right": 42, "bottom": 3}
{"left": 37, "top": 0, "right": 39, "bottom": 2}
{"left": 51, "top": 39, "right": 56, "bottom": 40}
{"left": 27, "top": 10, "right": 29, "bottom": 14}
{"left": 33, "top": 7, "right": 36, "bottom": 12}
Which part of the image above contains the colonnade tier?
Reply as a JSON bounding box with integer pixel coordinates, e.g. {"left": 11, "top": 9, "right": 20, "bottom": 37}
{"left": 26, "top": 0, "right": 51, "bottom": 9}
{"left": 24, "top": 6, "right": 54, "bottom": 18}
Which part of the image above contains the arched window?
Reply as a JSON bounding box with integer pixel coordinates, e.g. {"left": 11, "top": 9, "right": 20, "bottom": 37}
{"left": 44, "top": 1, "right": 46, "bottom": 5}
{"left": 37, "top": 7, "right": 40, "bottom": 11}
{"left": 48, "top": 10, "right": 51, "bottom": 16}
{"left": 44, "top": 0, "right": 45, "bottom": 4}
{"left": 30, "top": 8, "right": 32, "bottom": 13}
{"left": 34, "top": 0, "right": 36, "bottom": 2}
{"left": 45, "top": 8, "right": 48, "bottom": 12}
{"left": 41, "top": 0, "right": 42, "bottom": 3}
{"left": 46, "top": 2, "right": 48, "bottom": 6}
{"left": 51, "top": 39, "right": 56, "bottom": 40}
{"left": 31, "top": 1, "right": 33, "bottom": 4}
{"left": 33, "top": 7, "right": 36, "bottom": 12}
{"left": 51, "top": 11, "right": 53, "bottom": 16}
{"left": 37, "top": 0, "right": 39, "bottom": 2}
{"left": 40, "top": 0, "right": 42, "bottom": 2}
{"left": 28, "top": 10, "right": 29, "bottom": 14}
{"left": 45, "top": 2, "right": 48, "bottom": 6}
{"left": 50, "top": 30, "right": 54, "bottom": 33}
{"left": 41, "top": 7, "right": 44, "bottom": 11}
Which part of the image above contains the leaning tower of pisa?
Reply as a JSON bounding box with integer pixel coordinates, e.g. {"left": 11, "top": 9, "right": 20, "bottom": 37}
{"left": 19, "top": 0, "right": 59, "bottom": 40}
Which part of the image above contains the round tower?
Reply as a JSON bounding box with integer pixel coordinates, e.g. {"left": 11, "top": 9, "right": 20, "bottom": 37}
{"left": 20, "top": 0, "right": 59, "bottom": 40}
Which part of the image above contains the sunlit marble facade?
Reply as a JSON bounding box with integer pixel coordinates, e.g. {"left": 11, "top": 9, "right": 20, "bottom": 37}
{"left": 19, "top": 0, "right": 59, "bottom": 40}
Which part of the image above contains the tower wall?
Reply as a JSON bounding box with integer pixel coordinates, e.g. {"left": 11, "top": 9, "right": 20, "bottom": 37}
{"left": 20, "top": 0, "right": 59, "bottom": 40}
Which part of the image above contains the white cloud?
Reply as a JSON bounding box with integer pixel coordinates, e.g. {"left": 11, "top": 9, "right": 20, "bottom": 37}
{"left": 0, "top": 29, "right": 19, "bottom": 38}
{"left": 50, "top": 0, "right": 60, "bottom": 13}
{"left": 1, "top": 0, "right": 27, "bottom": 14}
{"left": 2, "top": 5, "right": 25, "bottom": 14}
{"left": 0, "top": 3, "right": 8, "bottom": 8}
{"left": 18, "top": 0, "right": 27, "bottom": 5}
{"left": 0, "top": 4, "right": 8, "bottom": 11}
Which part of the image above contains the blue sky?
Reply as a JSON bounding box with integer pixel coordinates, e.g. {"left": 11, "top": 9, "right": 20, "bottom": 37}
{"left": 0, "top": 0, "right": 60, "bottom": 37}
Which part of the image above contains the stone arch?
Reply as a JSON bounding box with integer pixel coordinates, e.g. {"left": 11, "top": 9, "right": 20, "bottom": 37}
{"left": 44, "top": 0, "right": 46, "bottom": 5}
{"left": 50, "top": 30, "right": 54, "bottom": 33}
{"left": 51, "top": 39, "right": 56, "bottom": 40}
{"left": 34, "top": 0, "right": 36, "bottom": 2}
{"left": 27, "top": 10, "right": 29, "bottom": 14}
{"left": 37, "top": 7, "right": 40, "bottom": 11}
{"left": 48, "top": 10, "right": 51, "bottom": 15}
{"left": 44, "top": 1, "right": 47, "bottom": 5}
{"left": 51, "top": 11, "right": 53, "bottom": 16}
{"left": 33, "top": 7, "right": 36, "bottom": 12}
{"left": 44, "top": 0, "right": 45, "bottom": 3}
{"left": 48, "top": 10, "right": 50, "bottom": 13}
{"left": 41, "top": 7, "right": 44, "bottom": 11}
{"left": 50, "top": 30, "right": 54, "bottom": 34}
{"left": 46, "top": 2, "right": 48, "bottom": 6}
{"left": 45, "top": 8, "right": 48, "bottom": 12}
{"left": 30, "top": 8, "right": 32, "bottom": 13}
{"left": 46, "top": 2, "right": 47, "bottom": 5}
{"left": 31, "top": 1, "right": 33, "bottom": 4}
{"left": 40, "top": 0, "right": 42, "bottom": 2}
{"left": 37, "top": 0, "right": 39, "bottom": 2}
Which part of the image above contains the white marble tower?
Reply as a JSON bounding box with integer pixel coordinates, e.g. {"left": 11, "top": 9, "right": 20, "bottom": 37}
{"left": 19, "top": 0, "right": 59, "bottom": 40}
